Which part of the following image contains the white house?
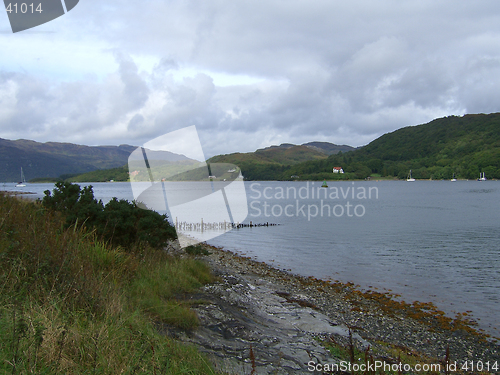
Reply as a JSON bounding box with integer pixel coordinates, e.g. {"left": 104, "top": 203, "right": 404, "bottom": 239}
{"left": 333, "top": 167, "right": 344, "bottom": 174}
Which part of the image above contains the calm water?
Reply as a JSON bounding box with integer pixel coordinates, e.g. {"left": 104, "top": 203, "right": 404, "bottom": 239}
{"left": 4, "top": 180, "right": 499, "bottom": 335}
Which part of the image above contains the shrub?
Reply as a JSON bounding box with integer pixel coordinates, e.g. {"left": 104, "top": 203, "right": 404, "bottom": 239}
{"left": 42, "top": 182, "right": 176, "bottom": 249}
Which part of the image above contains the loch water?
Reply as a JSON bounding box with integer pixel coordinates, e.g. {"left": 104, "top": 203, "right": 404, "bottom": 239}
{"left": 5, "top": 180, "right": 499, "bottom": 336}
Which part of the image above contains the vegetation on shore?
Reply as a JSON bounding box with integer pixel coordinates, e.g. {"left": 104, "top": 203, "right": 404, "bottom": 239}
{"left": 28, "top": 169, "right": 131, "bottom": 183}
{"left": 0, "top": 186, "right": 217, "bottom": 374}
{"left": 42, "top": 182, "right": 176, "bottom": 249}
{"left": 65, "top": 166, "right": 130, "bottom": 183}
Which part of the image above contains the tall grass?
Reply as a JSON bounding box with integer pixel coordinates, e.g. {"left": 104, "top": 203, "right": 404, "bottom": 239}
{"left": 0, "top": 193, "right": 216, "bottom": 374}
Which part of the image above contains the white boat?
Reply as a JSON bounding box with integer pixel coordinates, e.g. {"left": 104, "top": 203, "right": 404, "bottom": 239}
{"left": 451, "top": 173, "right": 457, "bottom": 182}
{"left": 406, "top": 170, "right": 415, "bottom": 182}
{"left": 478, "top": 172, "right": 486, "bottom": 181}
{"left": 16, "top": 168, "right": 27, "bottom": 187}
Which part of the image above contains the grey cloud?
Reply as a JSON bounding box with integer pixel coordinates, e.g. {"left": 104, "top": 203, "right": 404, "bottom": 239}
{"left": 128, "top": 113, "right": 145, "bottom": 131}
{"left": 2, "top": 1, "right": 500, "bottom": 155}
{"left": 457, "top": 57, "right": 500, "bottom": 114}
{"left": 153, "top": 58, "right": 179, "bottom": 76}
{"left": 113, "top": 51, "right": 150, "bottom": 110}
{"left": 153, "top": 74, "right": 219, "bottom": 136}
{"left": 0, "top": 52, "right": 149, "bottom": 142}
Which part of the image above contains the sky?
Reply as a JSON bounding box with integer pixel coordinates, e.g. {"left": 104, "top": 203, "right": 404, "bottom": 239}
{"left": 1, "top": 0, "right": 500, "bottom": 158}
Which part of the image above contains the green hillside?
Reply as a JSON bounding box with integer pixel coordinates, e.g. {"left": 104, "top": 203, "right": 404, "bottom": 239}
{"left": 217, "top": 113, "right": 500, "bottom": 181}
{"left": 209, "top": 144, "right": 328, "bottom": 165}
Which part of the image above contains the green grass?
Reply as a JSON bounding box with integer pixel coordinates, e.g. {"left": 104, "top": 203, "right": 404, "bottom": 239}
{"left": 0, "top": 193, "right": 217, "bottom": 374}
{"left": 185, "top": 245, "right": 211, "bottom": 256}
{"left": 130, "top": 256, "right": 213, "bottom": 329}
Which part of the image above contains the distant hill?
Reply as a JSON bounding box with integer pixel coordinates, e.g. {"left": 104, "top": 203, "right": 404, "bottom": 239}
{"left": 0, "top": 138, "right": 134, "bottom": 182}
{"left": 255, "top": 142, "right": 355, "bottom": 155}
{"left": 256, "top": 143, "right": 296, "bottom": 151}
{"left": 209, "top": 142, "right": 352, "bottom": 165}
{"left": 0, "top": 138, "right": 191, "bottom": 182}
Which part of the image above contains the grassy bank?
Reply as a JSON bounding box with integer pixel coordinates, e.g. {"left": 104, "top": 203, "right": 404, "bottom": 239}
{"left": 0, "top": 193, "right": 216, "bottom": 374}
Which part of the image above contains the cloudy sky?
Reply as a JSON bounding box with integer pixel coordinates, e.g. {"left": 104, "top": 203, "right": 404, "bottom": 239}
{"left": 1, "top": 0, "right": 500, "bottom": 158}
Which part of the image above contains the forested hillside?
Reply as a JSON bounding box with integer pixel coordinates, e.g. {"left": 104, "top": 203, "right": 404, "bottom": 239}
{"left": 234, "top": 113, "right": 500, "bottom": 180}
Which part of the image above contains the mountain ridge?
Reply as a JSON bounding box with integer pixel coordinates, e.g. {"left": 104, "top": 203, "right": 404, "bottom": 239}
{"left": 0, "top": 137, "right": 355, "bottom": 182}
{"left": 208, "top": 142, "right": 354, "bottom": 167}
{"left": 2, "top": 112, "right": 499, "bottom": 182}
{"left": 0, "top": 138, "right": 138, "bottom": 182}
{"left": 255, "top": 142, "right": 356, "bottom": 155}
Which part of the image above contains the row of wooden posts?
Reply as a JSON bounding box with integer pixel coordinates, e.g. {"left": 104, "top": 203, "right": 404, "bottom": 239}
{"left": 174, "top": 218, "right": 278, "bottom": 232}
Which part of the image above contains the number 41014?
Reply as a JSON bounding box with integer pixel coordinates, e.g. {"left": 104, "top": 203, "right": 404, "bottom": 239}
{"left": 5, "top": 3, "right": 43, "bottom": 14}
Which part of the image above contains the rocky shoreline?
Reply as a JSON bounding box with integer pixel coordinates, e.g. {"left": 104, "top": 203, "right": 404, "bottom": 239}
{"left": 167, "top": 242, "right": 499, "bottom": 374}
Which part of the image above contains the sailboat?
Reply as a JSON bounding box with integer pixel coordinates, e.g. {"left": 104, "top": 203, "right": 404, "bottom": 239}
{"left": 406, "top": 170, "right": 415, "bottom": 182}
{"left": 478, "top": 172, "right": 486, "bottom": 181}
{"left": 321, "top": 180, "right": 328, "bottom": 188}
{"left": 451, "top": 173, "right": 457, "bottom": 182}
{"left": 16, "top": 168, "right": 26, "bottom": 187}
